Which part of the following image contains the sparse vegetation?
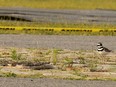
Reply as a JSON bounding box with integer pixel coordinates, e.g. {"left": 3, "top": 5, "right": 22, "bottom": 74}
{"left": 0, "top": 47, "right": 116, "bottom": 80}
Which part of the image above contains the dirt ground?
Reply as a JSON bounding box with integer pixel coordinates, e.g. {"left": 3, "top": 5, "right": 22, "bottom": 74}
{"left": 0, "top": 47, "right": 116, "bottom": 80}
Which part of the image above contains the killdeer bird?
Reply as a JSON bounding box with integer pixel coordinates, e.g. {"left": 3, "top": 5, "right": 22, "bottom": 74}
{"left": 97, "top": 42, "right": 111, "bottom": 54}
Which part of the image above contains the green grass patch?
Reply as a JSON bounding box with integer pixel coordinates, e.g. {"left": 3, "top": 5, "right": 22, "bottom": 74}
{"left": 0, "top": 0, "right": 116, "bottom": 10}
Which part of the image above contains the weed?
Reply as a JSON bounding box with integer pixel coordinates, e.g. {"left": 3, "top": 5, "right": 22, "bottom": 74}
{"left": 61, "top": 57, "right": 73, "bottom": 70}
{"left": 46, "top": 50, "right": 51, "bottom": 55}
{"left": 87, "top": 60, "right": 98, "bottom": 72}
{"left": 52, "top": 49, "right": 58, "bottom": 65}
{"left": 73, "top": 70, "right": 88, "bottom": 79}
{"left": 78, "top": 57, "right": 86, "bottom": 64}
{"left": 11, "top": 49, "right": 22, "bottom": 61}
{"left": 4, "top": 72, "right": 17, "bottom": 77}
{"left": 63, "top": 57, "right": 73, "bottom": 67}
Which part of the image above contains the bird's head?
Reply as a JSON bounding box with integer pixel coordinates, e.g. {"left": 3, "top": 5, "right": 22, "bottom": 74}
{"left": 97, "top": 42, "right": 103, "bottom": 46}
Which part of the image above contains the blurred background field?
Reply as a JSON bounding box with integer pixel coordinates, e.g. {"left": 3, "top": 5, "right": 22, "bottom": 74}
{"left": 0, "top": 0, "right": 116, "bottom": 35}
{"left": 0, "top": 0, "right": 116, "bottom": 10}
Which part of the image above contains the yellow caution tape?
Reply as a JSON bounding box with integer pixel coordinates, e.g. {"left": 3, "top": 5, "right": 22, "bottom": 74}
{"left": 0, "top": 26, "right": 116, "bottom": 33}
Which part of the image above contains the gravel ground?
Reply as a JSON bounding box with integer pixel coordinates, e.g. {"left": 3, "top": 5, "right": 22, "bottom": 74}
{"left": 0, "top": 77, "right": 115, "bottom": 87}
{"left": 0, "top": 34, "right": 116, "bottom": 51}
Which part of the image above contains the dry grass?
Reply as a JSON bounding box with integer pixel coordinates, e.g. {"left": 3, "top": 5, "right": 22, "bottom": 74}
{"left": 0, "top": 48, "right": 116, "bottom": 80}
